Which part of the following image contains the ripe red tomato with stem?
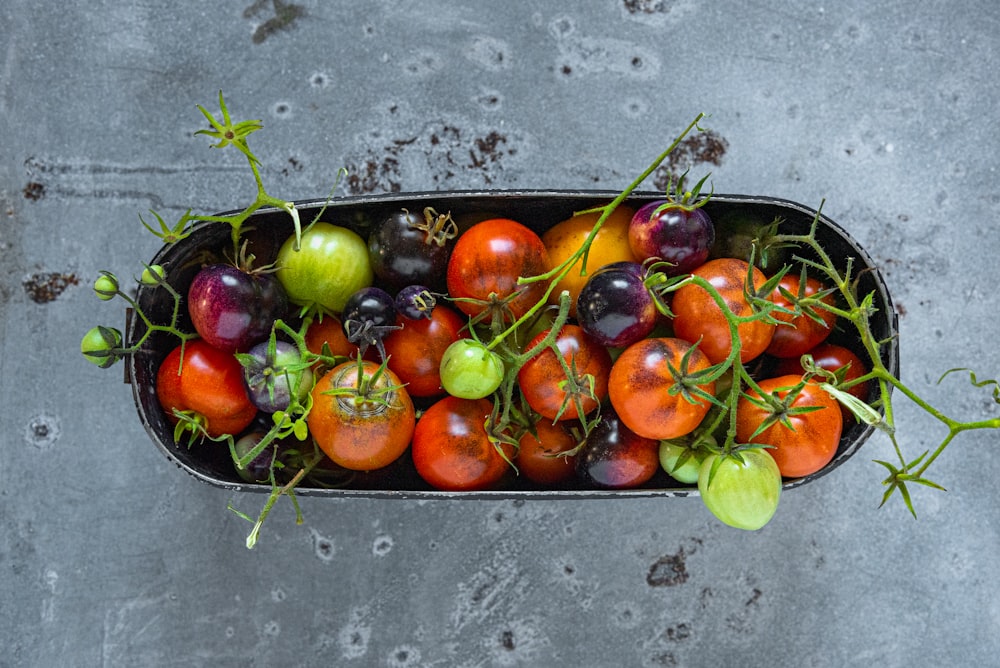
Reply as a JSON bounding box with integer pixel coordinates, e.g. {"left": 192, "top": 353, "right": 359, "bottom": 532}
{"left": 308, "top": 359, "right": 415, "bottom": 471}
{"left": 517, "top": 324, "right": 612, "bottom": 422}
{"left": 382, "top": 304, "right": 468, "bottom": 398}
{"left": 671, "top": 258, "right": 776, "bottom": 365}
{"left": 156, "top": 339, "right": 258, "bottom": 439}
{"left": 608, "top": 337, "right": 716, "bottom": 440}
{"left": 772, "top": 343, "right": 871, "bottom": 422}
{"left": 516, "top": 420, "right": 579, "bottom": 485}
{"left": 446, "top": 218, "right": 550, "bottom": 324}
{"left": 736, "top": 375, "right": 843, "bottom": 478}
{"left": 411, "top": 396, "right": 514, "bottom": 491}
{"left": 765, "top": 271, "right": 838, "bottom": 358}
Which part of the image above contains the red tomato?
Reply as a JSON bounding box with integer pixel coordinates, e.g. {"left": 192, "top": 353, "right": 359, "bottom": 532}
{"left": 446, "top": 218, "right": 550, "bottom": 321}
{"left": 304, "top": 315, "right": 358, "bottom": 360}
{"left": 773, "top": 343, "right": 871, "bottom": 422}
{"left": 516, "top": 420, "right": 579, "bottom": 485}
{"left": 517, "top": 324, "right": 612, "bottom": 422}
{"left": 540, "top": 205, "right": 638, "bottom": 317}
{"left": 608, "top": 337, "right": 715, "bottom": 440}
{"left": 411, "top": 396, "right": 514, "bottom": 491}
{"left": 308, "top": 360, "right": 415, "bottom": 471}
{"left": 156, "top": 339, "right": 257, "bottom": 438}
{"left": 671, "top": 258, "right": 775, "bottom": 364}
{"left": 765, "top": 273, "right": 837, "bottom": 358}
{"left": 382, "top": 304, "right": 468, "bottom": 398}
{"left": 736, "top": 375, "right": 842, "bottom": 478}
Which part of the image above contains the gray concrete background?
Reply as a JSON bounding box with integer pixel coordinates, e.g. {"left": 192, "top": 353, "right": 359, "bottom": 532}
{"left": 2, "top": 1, "right": 998, "bottom": 666}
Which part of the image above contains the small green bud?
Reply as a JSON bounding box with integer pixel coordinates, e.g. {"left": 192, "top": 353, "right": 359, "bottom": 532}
{"left": 93, "top": 272, "right": 119, "bottom": 301}
{"left": 140, "top": 264, "right": 167, "bottom": 285}
{"left": 81, "top": 326, "right": 124, "bottom": 368}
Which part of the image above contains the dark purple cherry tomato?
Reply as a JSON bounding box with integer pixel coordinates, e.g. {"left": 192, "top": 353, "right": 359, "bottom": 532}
{"left": 188, "top": 264, "right": 289, "bottom": 353}
{"left": 629, "top": 200, "right": 714, "bottom": 275}
{"left": 240, "top": 340, "right": 314, "bottom": 413}
{"left": 368, "top": 208, "right": 457, "bottom": 292}
{"left": 341, "top": 287, "right": 398, "bottom": 358}
{"left": 395, "top": 285, "right": 436, "bottom": 320}
{"left": 575, "top": 261, "right": 657, "bottom": 348}
{"left": 575, "top": 409, "right": 660, "bottom": 489}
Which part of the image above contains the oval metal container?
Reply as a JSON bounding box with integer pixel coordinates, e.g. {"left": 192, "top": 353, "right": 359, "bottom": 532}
{"left": 125, "top": 191, "right": 898, "bottom": 499}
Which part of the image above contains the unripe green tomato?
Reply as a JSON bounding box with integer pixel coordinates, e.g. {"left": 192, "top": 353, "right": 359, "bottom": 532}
{"left": 93, "top": 273, "right": 119, "bottom": 300}
{"left": 658, "top": 441, "right": 708, "bottom": 484}
{"left": 698, "top": 450, "right": 782, "bottom": 530}
{"left": 275, "top": 222, "right": 373, "bottom": 313}
{"left": 81, "top": 326, "right": 123, "bottom": 368}
{"left": 141, "top": 264, "right": 166, "bottom": 285}
{"left": 439, "top": 339, "right": 505, "bottom": 399}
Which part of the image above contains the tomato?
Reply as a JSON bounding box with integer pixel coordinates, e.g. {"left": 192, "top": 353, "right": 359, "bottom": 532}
{"left": 382, "top": 304, "right": 468, "bottom": 398}
{"left": 308, "top": 360, "right": 415, "bottom": 471}
{"left": 411, "top": 396, "right": 514, "bottom": 491}
{"left": 187, "top": 264, "right": 288, "bottom": 353}
{"left": 516, "top": 420, "right": 579, "bottom": 485}
{"left": 772, "top": 343, "right": 871, "bottom": 422}
{"left": 439, "top": 339, "right": 506, "bottom": 400}
{"left": 608, "top": 337, "right": 715, "bottom": 440}
{"left": 446, "top": 218, "right": 550, "bottom": 321}
{"left": 575, "top": 409, "right": 660, "bottom": 489}
{"left": 698, "top": 450, "right": 782, "bottom": 530}
{"left": 765, "top": 273, "right": 837, "bottom": 358}
{"left": 671, "top": 258, "right": 775, "bottom": 364}
{"left": 304, "top": 315, "right": 358, "bottom": 360}
{"left": 540, "top": 204, "right": 638, "bottom": 317}
{"left": 517, "top": 324, "right": 612, "bottom": 422}
{"left": 276, "top": 222, "right": 373, "bottom": 314}
{"left": 367, "top": 208, "right": 456, "bottom": 292}
{"left": 736, "top": 375, "right": 843, "bottom": 478}
{"left": 659, "top": 440, "right": 709, "bottom": 485}
{"left": 240, "top": 339, "right": 314, "bottom": 413}
{"left": 156, "top": 339, "right": 257, "bottom": 438}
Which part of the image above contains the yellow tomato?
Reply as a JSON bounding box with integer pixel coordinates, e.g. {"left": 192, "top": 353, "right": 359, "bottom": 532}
{"left": 541, "top": 205, "right": 639, "bottom": 317}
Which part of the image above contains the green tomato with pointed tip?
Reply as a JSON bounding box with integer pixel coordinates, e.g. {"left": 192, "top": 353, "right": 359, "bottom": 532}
{"left": 698, "top": 449, "right": 781, "bottom": 530}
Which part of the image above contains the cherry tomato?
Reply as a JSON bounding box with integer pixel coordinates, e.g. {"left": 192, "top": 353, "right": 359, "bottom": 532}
{"left": 156, "top": 339, "right": 257, "bottom": 438}
{"left": 576, "top": 261, "right": 658, "bottom": 348}
{"left": 698, "top": 450, "right": 782, "bottom": 530}
{"left": 439, "top": 339, "right": 506, "bottom": 399}
{"left": 446, "top": 218, "right": 550, "bottom": 321}
{"left": 772, "top": 343, "right": 871, "bottom": 422}
{"left": 671, "top": 258, "right": 775, "bottom": 364}
{"left": 516, "top": 420, "right": 579, "bottom": 485}
{"left": 188, "top": 264, "right": 289, "bottom": 353}
{"left": 575, "top": 409, "right": 660, "bottom": 489}
{"left": 608, "top": 337, "right": 715, "bottom": 440}
{"left": 540, "top": 204, "right": 638, "bottom": 317}
{"left": 367, "top": 208, "right": 456, "bottom": 292}
{"left": 517, "top": 324, "right": 612, "bottom": 422}
{"left": 276, "top": 222, "right": 373, "bottom": 314}
{"left": 765, "top": 273, "right": 837, "bottom": 358}
{"left": 411, "top": 396, "right": 513, "bottom": 491}
{"left": 304, "top": 315, "right": 358, "bottom": 360}
{"left": 308, "top": 360, "right": 415, "bottom": 471}
{"left": 659, "top": 440, "right": 709, "bottom": 485}
{"left": 382, "top": 304, "right": 468, "bottom": 398}
{"left": 628, "top": 199, "right": 714, "bottom": 276}
{"left": 240, "top": 339, "right": 314, "bottom": 413}
{"left": 736, "top": 375, "right": 843, "bottom": 478}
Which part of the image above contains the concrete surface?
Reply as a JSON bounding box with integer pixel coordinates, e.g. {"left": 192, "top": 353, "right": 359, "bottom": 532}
{"left": 2, "top": 1, "right": 999, "bottom": 666}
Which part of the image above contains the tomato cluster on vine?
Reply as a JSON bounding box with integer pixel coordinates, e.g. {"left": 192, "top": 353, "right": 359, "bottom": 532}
{"left": 140, "top": 187, "right": 870, "bottom": 531}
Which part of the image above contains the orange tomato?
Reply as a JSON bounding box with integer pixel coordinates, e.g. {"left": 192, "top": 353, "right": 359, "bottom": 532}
{"left": 608, "top": 337, "right": 715, "bottom": 440}
{"left": 541, "top": 204, "right": 638, "bottom": 317}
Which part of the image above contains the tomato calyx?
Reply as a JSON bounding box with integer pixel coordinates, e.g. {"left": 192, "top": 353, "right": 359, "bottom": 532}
{"left": 321, "top": 355, "right": 407, "bottom": 412}
{"left": 406, "top": 207, "right": 459, "bottom": 247}
{"left": 652, "top": 169, "right": 714, "bottom": 215}
{"left": 739, "top": 377, "right": 829, "bottom": 441}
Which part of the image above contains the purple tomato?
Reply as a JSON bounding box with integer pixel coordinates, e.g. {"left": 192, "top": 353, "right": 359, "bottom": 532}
{"left": 629, "top": 200, "right": 715, "bottom": 276}
{"left": 575, "top": 261, "right": 657, "bottom": 348}
{"left": 188, "top": 264, "right": 289, "bottom": 353}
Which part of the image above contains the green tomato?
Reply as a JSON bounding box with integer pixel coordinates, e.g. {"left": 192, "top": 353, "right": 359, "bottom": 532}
{"left": 276, "top": 222, "right": 373, "bottom": 313}
{"left": 93, "top": 272, "right": 119, "bottom": 300}
{"left": 81, "top": 326, "right": 123, "bottom": 368}
{"left": 439, "top": 339, "right": 505, "bottom": 399}
{"left": 698, "top": 449, "right": 782, "bottom": 530}
{"left": 658, "top": 441, "right": 708, "bottom": 485}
